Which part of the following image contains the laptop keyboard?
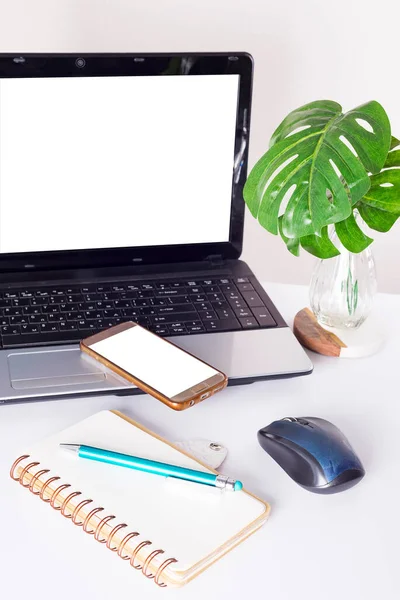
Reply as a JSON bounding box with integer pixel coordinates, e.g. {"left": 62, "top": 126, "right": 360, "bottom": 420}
{"left": 0, "top": 277, "right": 276, "bottom": 348}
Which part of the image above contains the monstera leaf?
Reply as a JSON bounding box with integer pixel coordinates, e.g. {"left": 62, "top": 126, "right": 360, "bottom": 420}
{"left": 357, "top": 136, "right": 400, "bottom": 233}
{"left": 244, "top": 100, "right": 392, "bottom": 258}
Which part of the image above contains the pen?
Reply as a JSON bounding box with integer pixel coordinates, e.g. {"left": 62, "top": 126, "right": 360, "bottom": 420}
{"left": 60, "top": 444, "right": 243, "bottom": 492}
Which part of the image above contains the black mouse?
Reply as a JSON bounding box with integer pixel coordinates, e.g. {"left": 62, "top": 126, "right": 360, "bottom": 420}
{"left": 258, "top": 417, "right": 365, "bottom": 494}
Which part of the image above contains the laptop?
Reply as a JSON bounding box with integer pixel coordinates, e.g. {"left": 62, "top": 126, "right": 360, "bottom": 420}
{"left": 0, "top": 52, "right": 312, "bottom": 404}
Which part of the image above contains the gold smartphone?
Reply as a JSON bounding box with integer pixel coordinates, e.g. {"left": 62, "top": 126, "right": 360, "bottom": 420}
{"left": 80, "top": 322, "right": 227, "bottom": 410}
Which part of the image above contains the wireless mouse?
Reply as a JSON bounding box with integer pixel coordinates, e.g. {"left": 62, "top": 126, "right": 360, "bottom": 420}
{"left": 258, "top": 417, "right": 365, "bottom": 494}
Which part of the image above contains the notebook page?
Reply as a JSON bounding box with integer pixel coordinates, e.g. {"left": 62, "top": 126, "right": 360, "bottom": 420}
{"left": 18, "top": 411, "right": 267, "bottom": 575}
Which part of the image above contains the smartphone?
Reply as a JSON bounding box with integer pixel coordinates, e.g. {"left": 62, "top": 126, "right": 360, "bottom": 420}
{"left": 80, "top": 322, "right": 227, "bottom": 410}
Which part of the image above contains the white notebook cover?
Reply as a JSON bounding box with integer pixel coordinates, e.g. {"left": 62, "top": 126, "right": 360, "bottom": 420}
{"left": 12, "top": 410, "right": 270, "bottom": 586}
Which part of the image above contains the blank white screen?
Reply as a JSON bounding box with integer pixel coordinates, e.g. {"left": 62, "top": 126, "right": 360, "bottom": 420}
{"left": 90, "top": 325, "right": 219, "bottom": 398}
{"left": 0, "top": 74, "right": 239, "bottom": 254}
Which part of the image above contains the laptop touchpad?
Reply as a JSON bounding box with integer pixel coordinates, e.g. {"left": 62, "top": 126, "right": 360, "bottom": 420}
{"left": 8, "top": 348, "right": 107, "bottom": 389}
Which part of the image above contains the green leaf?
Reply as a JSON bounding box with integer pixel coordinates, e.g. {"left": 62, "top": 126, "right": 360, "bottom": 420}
{"left": 335, "top": 213, "right": 373, "bottom": 252}
{"left": 358, "top": 204, "right": 399, "bottom": 232}
{"left": 359, "top": 141, "right": 400, "bottom": 215}
{"left": 278, "top": 216, "right": 300, "bottom": 256}
{"left": 390, "top": 136, "right": 400, "bottom": 150}
{"left": 243, "top": 100, "right": 391, "bottom": 242}
{"left": 300, "top": 227, "right": 340, "bottom": 259}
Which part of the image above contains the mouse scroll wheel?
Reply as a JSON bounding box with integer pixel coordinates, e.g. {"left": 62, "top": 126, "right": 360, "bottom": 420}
{"left": 282, "top": 417, "right": 298, "bottom": 422}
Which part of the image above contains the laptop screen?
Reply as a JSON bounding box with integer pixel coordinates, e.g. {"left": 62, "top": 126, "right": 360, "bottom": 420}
{"left": 0, "top": 74, "right": 239, "bottom": 255}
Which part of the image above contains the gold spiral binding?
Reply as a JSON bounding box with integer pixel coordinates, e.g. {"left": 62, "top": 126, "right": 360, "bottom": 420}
{"left": 142, "top": 549, "right": 165, "bottom": 578}
{"left": 61, "top": 491, "right": 82, "bottom": 517}
{"left": 40, "top": 476, "right": 61, "bottom": 501}
{"left": 83, "top": 507, "right": 104, "bottom": 534}
{"left": 29, "top": 469, "right": 50, "bottom": 495}
{"left": 94, "top": 514, "right": 116, "bottom": 542}
{"left": 19, "top": 461, "right": 40, "bottom": 487}
{"left": 10, "top": 455, "right": 178, "bottom": 587}
{"left": 130, "top": 540, "right": 152, "bottom": 569}
{"left": 10, "top": 455, "right": 30, "bottom": 480}
{"left": 154, "top": 558, "right": 178, "bottom": 587}
{"left": 72, "top": 499, "right": 93, "bottom": 525}
{"left": 106, "top": 523, "right": 128, "bottom": 551}
{"left": 50, "top": 483, "right": 71, "bottom": 509}
{"left": 117, "top": 531, "right": 140, "bottom": 559}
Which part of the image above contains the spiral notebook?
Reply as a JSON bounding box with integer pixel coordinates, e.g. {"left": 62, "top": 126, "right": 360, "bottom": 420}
{"left": 10, "top": 410, "right": 270, "bottom": 587}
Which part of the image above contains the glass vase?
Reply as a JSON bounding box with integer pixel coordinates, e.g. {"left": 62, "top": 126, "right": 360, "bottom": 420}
{"left": 309, "top": 228, "right": 377, "bottom": 330}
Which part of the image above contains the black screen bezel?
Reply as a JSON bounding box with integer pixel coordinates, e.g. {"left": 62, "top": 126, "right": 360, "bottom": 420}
{"left": 0, "top": 52, "right": 253, "bottom": 273}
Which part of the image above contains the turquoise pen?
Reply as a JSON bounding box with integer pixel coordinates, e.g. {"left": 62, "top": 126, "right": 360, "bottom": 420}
{"left": 60, "top": 444, "right": 243, "bottom": 491}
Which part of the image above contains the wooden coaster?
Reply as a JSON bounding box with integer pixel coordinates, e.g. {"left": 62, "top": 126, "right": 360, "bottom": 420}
{"left": 294, "top": 307, "right": 384, "bottom": 358}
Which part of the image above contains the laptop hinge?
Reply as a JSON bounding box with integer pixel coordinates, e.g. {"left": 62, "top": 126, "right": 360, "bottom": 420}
{"left": 206, "top": 254, "right": 225, "bottom": 267}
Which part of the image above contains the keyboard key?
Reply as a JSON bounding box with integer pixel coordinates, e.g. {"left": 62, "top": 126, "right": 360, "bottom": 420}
{"left": 21, "top": 324, "right": 41, "bottom": 334}
{"left": 234, "top": 307, "right": 252, "bottom": 318}
{"left": 114, "top": 300, "right": 131, "bottom": 309}
{"left": 10, "top": 316, "right": 29, "bottom": 325}
{"left": 0, "top": 317, "right": 9, "bottom": 326}
{"left": 197, "top": 310, "right": 217, "bottom": 321}
{"left": 153, "top": 325, "right": 169, "bottom": 335}
{"left": 48, "top": 314, "right": 65, "bottom": 322}
{"left": 218, "top": 278, "right": 231, "bottom": 285}
{"left": 1, "top": 325, "right": 21, "bottom": 335}
{"left": 207, "top": 293, "right": 225, "bottom": 303}
{"left": 168, "top": 296, "right": 190, "bottom": 305}
{"left": 251, "top": 306, "right": 276, "bottom": 327}
{"left": 186, "top": 281, "right": 200, "bottom": 286}
{"left": 103, "top": 309, "right": 122, "bottom": 318}
{"left": 122, "top": 308, "right": 142, "bottom": 318}
{"left": 96, "top": 285, "right": 111, "bottom": 293}
{"left": 227, "top": 297, "right": 246, "bottom": 310}
{"left": 4, "top": 307, "right": 23, "bottom": 316}
{"left": 237, "top": 283, "right": 254, "bottom": 292}
{"left": 141, "top": 283, "right": 155, "bottom": 290}
{"left": 23, "top": 306, "right": 41, "bottom": 315}
{"left": 41, "top": 323, "right": 59, "bottom": 333}
{"left": 217, "top": 308, "right": 235, "bottom": 320}
{"left": 158, "top": 304, "right": 195, "bottom": 314}
{"left": 81, "top": 286, "right": 98, "bottom": 293}
{"left": 96, "top": 301, "right": 114, "bottom": 310}
{"left": 11, "top": 298, "right": 30, "bottom": 306}
{"left": 235, "top": 277, "right": 249, "bottom": 284}
{"left": 205, "top": 318, "right": 241, "bottom": 332}
{"left": 190, "top": 294, "right": 207, "bottom": 303}
{"left": 170, "top": 326, "right": 187, "bottom": 334}
{"left": 30, "top": 314, "right": 47, "bottom": 323}
{"left": 155, "top": 289, "right": 185, "bottom": 297}
{"left": 153, "top": 312, "right": 198, "bottom": 324}
{"left": 239, "top": 317, "right": 259, "bottom": 329}
{"left": 219, "top": 283, "right": 237, "bottom": 293}
{"left": 85, "top": 311, "right": 103, "bottom": 320}
{"left": 242, "top": 291, "right": 264, "bottom": 307}
{"left": 211, "top": 300, "right": 230, "bottom": 310}
{"left": 4, "top": 291, "right": 19, "bottom": 299}
{"left": 60, "top": 320, "right": 79, "bottom": 331}
{"left": 187, "top": 324, "right": 205, "bottom": 333}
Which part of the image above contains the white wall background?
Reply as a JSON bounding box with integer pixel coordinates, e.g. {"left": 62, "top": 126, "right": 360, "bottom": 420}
{"left": 0, "top": 0, "right": 399, "bottom": 292}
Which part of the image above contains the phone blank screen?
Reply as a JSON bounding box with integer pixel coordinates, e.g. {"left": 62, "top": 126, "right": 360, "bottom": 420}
{"left": 89, "top": 325, "right": 220, "bottom": 398}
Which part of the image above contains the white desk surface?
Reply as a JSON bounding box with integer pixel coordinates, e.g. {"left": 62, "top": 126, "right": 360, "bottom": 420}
{"left": 1, "top": 282, "right": 399, "bottom": 600}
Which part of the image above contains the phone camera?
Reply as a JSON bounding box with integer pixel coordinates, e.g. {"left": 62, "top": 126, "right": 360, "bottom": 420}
{"left": 75, "top": 58, "right": 86, "bottom": 68}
